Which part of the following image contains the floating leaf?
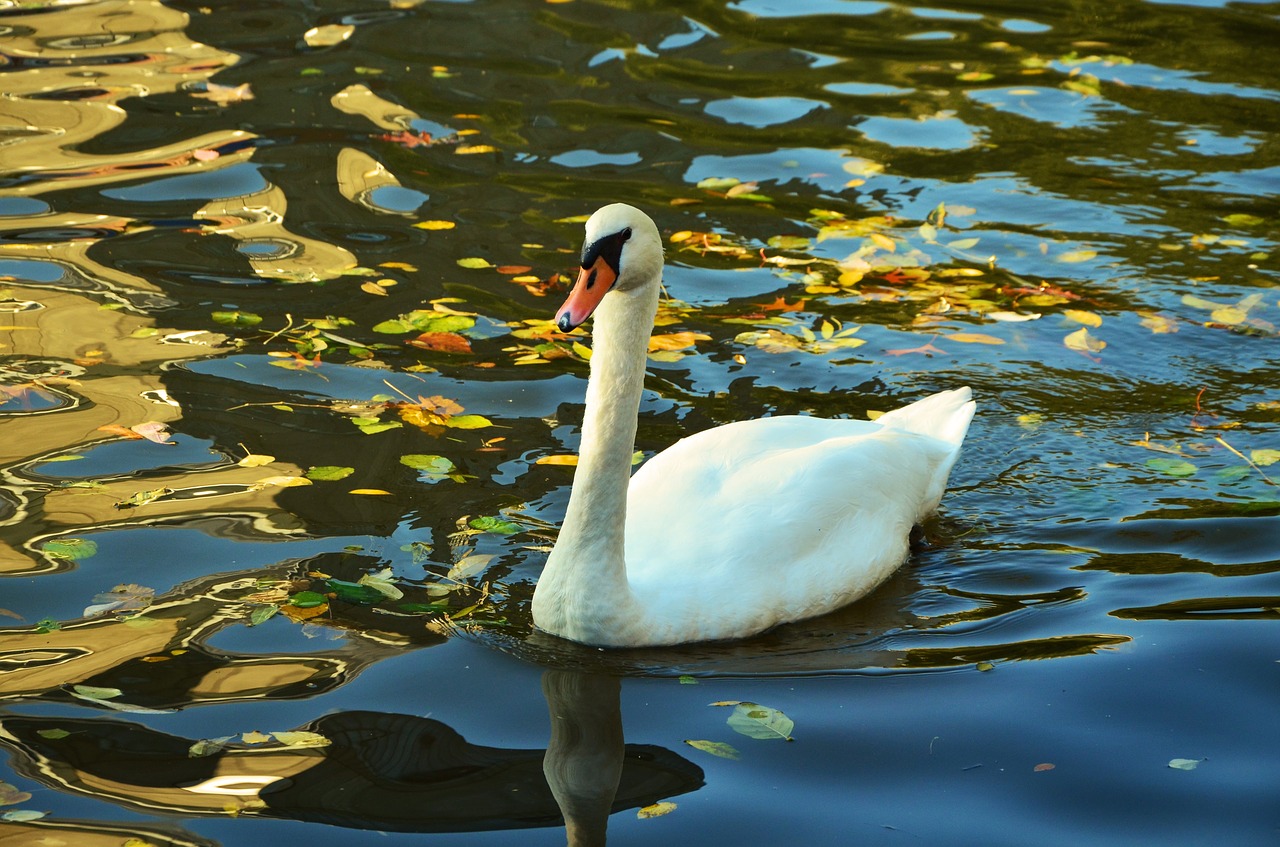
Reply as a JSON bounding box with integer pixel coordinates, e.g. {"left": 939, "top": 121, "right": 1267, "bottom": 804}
{"left": 726, "top": 702, "right": 794, "bottom": 741}
{"left": 303, "top": 23, "right": 354, "bottom": 46}
{"left": 242, "top": 730, "right": 272, "bottom": 744}
{"left": 1222, "top": 213, "right": 1264, "bottom": 228}
{"left": 946, "top": 332, "right": 1004, "bottom": 345}
{"left": 350, "top": 488, "right": 393, "bottom": 495}
{"left": 271, "top": 731, "right": 331, "bottom": 748}
{"left": 1146, "top": 457, "right": 1196, "bottom": 478}
{"left": 288, "top": 591, "right": 328, "bottom": 609}
{"left": 0, "top": 782, "right": 33, "bottom": 807}
{"left": 987, "top": 311, "right": 1040, "bottom": 322}
{"left": 536, "top": 454, "right": 578, "bottom": 466}
{"left": 1034, "top": 762, "right": 1056, "bottom": 772}
{"left": 192, "top": 82, "right": 254, "bottom": 106}
{"left": 679, "top": 675, "right": 698, "bottom": 685}
{"left": 211, "top": 310, "right": 263, "bottom": 327}
{"left": 189, "top": 736, "right": 234, "bottom": 757}
{"left": 238, "top": 453, "right": 275, "bottom": 467}
{"left": 1057, "top": 249, "right": 1098, "bottom": 263}
{"left": 358, "top": 571, "right": 404, "bottom": 600}
{"left": 1063, "top": 309, "right": 1102, "bottom": 327}
{"left": 1168, "top": 757, "right": 1204, "bottom": 771}
{"left": 414, "top": 220, "right": 456, "bottom": 230}
{"left": 637, "top": 802, "right": 677, "bottom": 819}
{"left": 36, "top": 729, "right": 69, "bottom": 740}
{"left": 448, "top": 553, "right": 492, "bottom": 581}
{"left": 43, "top": 538, "right": 98, "bottom": 562}
{"left": 1250, "top": 449, "right": 1280, "bottom": 467}
{"left": 305, "top": 466, "right": 355, "bottom": 481}
{"left": 1063, "top": 327, "right": 1105, "bottom": 354}
{"left": 400, "top": 454, "right": 455, "bottom": 473}
{"left": 407, "top": 332, "right": 472, "bottom": 353}
{"left": 469, "top": 516, "right": 522, "bottom": 535}
{"left": 248, "top": 605, "right": 279, "bottom": 626}
{"left": 684, "top": 739, "right": 741, "bottom": 760}
{"left": 444, "top": 414, "right": 492, "bottom": 429}
{"left": 2, "top": 810, "right": 45, "bottom": 822}
{"left": 457, "top": 257, "right": 494, "bottom": 269}
{"left": 1138, "top": 311, "right": 1178, "bottom": 334}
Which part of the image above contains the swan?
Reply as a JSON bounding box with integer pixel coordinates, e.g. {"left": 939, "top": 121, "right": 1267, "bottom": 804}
{"left": 531, "top": 203, "right": 975, "bottom": 648}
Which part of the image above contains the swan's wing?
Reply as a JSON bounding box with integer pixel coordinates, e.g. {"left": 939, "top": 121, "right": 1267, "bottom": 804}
{"left": 621, "top": 414, "right": 960, "bottom": 630}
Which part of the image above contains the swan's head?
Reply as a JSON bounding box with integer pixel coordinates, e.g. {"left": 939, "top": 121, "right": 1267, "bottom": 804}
{"left": 556, "top": 203, "right": 663, "bottom": 332}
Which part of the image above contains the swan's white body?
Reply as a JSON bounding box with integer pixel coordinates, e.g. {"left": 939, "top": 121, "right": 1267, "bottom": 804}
{"left": 532, "top": 204, "right": 975, "bottom": 648}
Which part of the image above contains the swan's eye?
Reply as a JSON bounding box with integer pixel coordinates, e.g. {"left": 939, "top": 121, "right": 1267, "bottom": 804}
{"left": 620, "top": 227, "right": 632, "bottom": 241}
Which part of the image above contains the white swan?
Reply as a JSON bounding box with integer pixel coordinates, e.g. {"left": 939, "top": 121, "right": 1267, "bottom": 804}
{"left": 531, "top": 203, "right": 975, "bottom": 647}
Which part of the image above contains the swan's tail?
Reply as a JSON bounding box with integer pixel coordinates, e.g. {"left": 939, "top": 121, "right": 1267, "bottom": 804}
{"left": 876, "top": 387, "right": 975, "bottom": 448}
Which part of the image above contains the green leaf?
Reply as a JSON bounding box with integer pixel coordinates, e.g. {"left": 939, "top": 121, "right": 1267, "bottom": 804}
{"left": 1222, "top": 213, "right": 1264, "bottom": 228}
{"left": 726, "top": 702, "right": 794, "bottom": 741}
{"left": 1250, "top": 449, "right": 1280, "bottom": 467}
{"left": 355, "top": 420, "right": 402, "bottom": 435}
{"left": 372, "top": 319, "right": 412, "bottom": 334}
{"left": 72, "top": 685, "right": 122, "bottom": 700}
{"left": 679, "top": 675, "right": 698, "bottom": 685}
{"left": 305, "top": 465, "right": 355, "bottom": 481}
{"left": 42, "top": 538, "right": 98, "bottom": 561}
{"left": 400, "top": 454, "right": 456, "bottom": 473}
{"left": 288, "top": 591, "right": 328, "bottom": 609}
{"left": 320, "top": 579, "right": 385, "bottom": 605}
{"left": 766, "top": 235, "right": 811, "bottom": 251}
{"left": 248, "top": 605, "right": 279, "bottom": 626}
{"left": 1145, "top": 457, "right": 1196, "bottom": 478}
{"left": 684, "top": 739, "right": 741, "bottom": 760}
{"left": 36, "top": 728, "right": 69, "bottom": 740}
{"left": 469, "top": 515, "right": 522, "bottom": 535}
{"left": 211, "top": 310, "right": 263, "bottom": 327}
{"left": 696, "top": 176, "right": 741, "bottom": 190}
{"left": 444, "top": 414, "right": 492, "bottom": 430}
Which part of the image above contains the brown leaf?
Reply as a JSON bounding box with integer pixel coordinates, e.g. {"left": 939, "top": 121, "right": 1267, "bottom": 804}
{"left": 407, "top": 332, "right": 472, "bottom": 354}
{"left": 495, "top": 265, "right": 533, "bottom": 275}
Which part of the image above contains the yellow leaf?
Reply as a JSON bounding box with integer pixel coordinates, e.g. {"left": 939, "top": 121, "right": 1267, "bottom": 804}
{"left": 455, "top": 144, "right": 497, "bottom": 155}
{"left": 1063, "top": 309, "right": 1102, "bottom": 327}
{"left": 1057, "top": 249, "right": 1097, "bottom": 263}
{"left": 379, "top": 261, "right": 418, "bottom": 271}
{"left": 303, "top": 24, "right": 354, "bottom": 46}
{"left": 637, "top": 802, "right": 677, "bottom": 820}
{"left": 648, "top": 331, "right": 711, "bottom": 352}
{"left": 1063, "top": 327, "right": 1106, "bottom": 353}
{"left": 868, "top": 232, "right": 897, "bottom": 252}
{"left": 360, "top": 281, "right": 389, "bottom": 296}
{"left": 536, "top": 455, "right": 579, "bottom": 466}
{"left": 237, "top": 453, "right": 276, "bottom": 467}
{"left": 1210, "top": 306, "right": 1247, "bottom": 324}
{"left": 349, "top": 488, "right": 393, "bottom": 495}
{"left": 1138, "top": 311, "right": 1179, "bottom": 334}
{"left": 242, "top": 730, "right": 272, "bottom": 744}
{"left": 946, "top": 332, "right": 1005, "bottom": 345}
{"left": 457, "top": 257, "right": 493, "bottom": 269}
{"left": 669, "top": 230, "right": 694, "bottom": 243}
{"left": 414, "top": 220, "right": 456, "bottom": 230}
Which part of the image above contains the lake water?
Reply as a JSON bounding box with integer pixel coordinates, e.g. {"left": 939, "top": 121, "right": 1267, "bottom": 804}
{"left": 1, "top": 0, "right": 1278, "bottom": 844}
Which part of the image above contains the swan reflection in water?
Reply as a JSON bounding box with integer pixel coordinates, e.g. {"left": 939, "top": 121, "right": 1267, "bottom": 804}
{"left": 0, "top": 669, "right": 701, "bottom": 845}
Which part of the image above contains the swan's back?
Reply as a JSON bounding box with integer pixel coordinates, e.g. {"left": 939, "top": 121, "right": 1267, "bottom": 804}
{"left": 621, "top": 388, "right": 974, "bottom": 642}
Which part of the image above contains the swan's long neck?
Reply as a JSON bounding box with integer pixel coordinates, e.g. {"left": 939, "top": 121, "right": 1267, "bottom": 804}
{"left": 534, "top": 282, "right": 660, "bottom": 644}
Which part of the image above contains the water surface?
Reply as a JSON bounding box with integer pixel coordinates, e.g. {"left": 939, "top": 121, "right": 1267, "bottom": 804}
{"left": 1, "top": 0, "right": 1278, "bottom": 844}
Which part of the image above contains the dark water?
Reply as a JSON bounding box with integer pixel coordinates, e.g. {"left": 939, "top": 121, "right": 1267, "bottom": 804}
{"left": 1, "top": 0, "right": 1278, "bottom": 843}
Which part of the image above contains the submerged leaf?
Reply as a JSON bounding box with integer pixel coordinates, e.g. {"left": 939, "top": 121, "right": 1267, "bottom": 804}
{"left": 684, "top": 739, "right": 741, "bottom": 760}
{"left": 1168, "top": 757, "right": 1204, "bottom": 771}
{"left": 1146, "top": 457, "right": 1196, "bottom": 478}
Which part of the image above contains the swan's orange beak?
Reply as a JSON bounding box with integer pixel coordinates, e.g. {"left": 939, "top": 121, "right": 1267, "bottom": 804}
{"left": 556, "top": 254, "right": 618, "bottom": 332}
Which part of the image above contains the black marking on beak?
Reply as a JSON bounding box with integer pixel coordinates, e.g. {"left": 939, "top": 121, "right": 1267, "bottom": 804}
{"left": 557, "top": 312, "right": 574, "bottom": 333}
